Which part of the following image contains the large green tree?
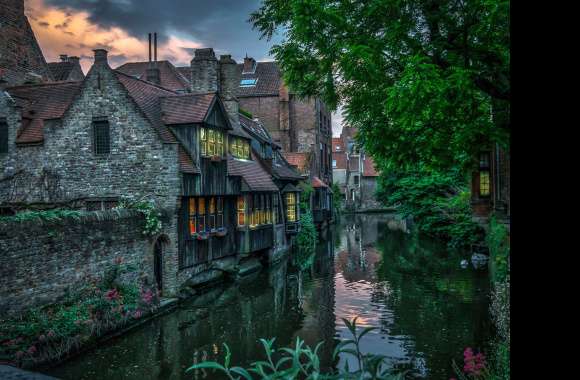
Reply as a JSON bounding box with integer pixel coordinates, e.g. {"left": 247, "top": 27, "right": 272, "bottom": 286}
{"left": 251, "top": 0, "right": 510, "bottom": 171}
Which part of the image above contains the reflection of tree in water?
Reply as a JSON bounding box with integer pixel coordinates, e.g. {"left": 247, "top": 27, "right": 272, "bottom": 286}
{"left": 374, "top": 229, "right": 492, "bottom": 379}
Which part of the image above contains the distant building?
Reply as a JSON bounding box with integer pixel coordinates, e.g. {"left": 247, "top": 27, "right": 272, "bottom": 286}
{"left": 47, "top": 55, "right": 85, "bottom": 81}
{"left": 332, "top": 126, "right": 381, "bottom": 212}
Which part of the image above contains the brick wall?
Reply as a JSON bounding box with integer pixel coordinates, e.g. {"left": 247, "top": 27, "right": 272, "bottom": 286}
{"left": 0, "top": 209, "right": 178, "bottom": 315}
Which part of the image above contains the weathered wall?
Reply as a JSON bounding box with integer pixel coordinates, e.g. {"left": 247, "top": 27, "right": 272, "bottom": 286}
{"left": 0, "top": 209, "right": 178, "bottom": 315}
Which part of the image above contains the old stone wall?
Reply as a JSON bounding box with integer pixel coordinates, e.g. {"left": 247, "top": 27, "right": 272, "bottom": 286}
{"left": 0, "top": 209, "right": 178, "bottom": 315}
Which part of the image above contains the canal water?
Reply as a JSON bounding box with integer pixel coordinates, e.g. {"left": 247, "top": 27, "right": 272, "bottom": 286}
{"left": 45, "top": 213, "right": 491, "bottom": 380}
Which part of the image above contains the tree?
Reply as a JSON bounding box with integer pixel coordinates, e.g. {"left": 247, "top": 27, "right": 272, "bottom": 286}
{"left": 250, "top": 0, "right": 510, "bottom": 171}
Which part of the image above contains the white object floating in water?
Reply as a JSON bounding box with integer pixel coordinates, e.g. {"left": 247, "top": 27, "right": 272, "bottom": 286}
{"left": 460, "top": 259, "right": 469, "bottom": 269}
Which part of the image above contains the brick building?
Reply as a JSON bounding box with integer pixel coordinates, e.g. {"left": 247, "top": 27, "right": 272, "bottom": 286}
{"left": 332, "top": 126, "right": 381, "bottom": 212}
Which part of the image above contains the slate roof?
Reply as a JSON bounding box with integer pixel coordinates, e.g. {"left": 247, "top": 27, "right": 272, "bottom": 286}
{"left": 6, "top": 81, "right": 83, "bottom": 144}
{"left": 114, "top": 70, "right": 177, "bottom": 143}
{"left": 116, "top": 61, "right": 190, "bottom": 92}
{"left": 239, "top": 113, "right": 272, "bottom": 142}
{"left": 227, "top": 152, "right": 278, "bottom": 192}
{"left": 362, "top": 155, "right": 379, "bottom": 177}
{"left": 271, "top": 152, "right": 303, "bottom": 180}
{"left": 283, "top": 152, "right": 310, "bottom": 174}
{"left": 160, "top": 93, "right": 216, "bottom": 125}
{"left": 333, "top": 152, "right": 347, "bottom": 170}
{"left": 47, "top": 62, "right": 80, "bottom": 81}
{"left": 236, "top": 61, "right": 281, "bottom": 97}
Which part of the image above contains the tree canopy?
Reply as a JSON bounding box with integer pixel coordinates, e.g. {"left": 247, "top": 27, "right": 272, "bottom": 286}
{"left": 250, "top": 0, "right": 510, "bottom": 171}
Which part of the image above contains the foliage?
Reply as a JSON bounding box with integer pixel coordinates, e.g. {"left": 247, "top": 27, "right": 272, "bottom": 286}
{"left": 186, "top": 317, "right": 404, "bottom": 379}
{"left": 116, "top": 197, "right": 162, "bottom": 237}
{"left": 376, "top": 168, "right": 483, "bottom": 249}
{"left": 486, "top": 216, "right": 510, "bottom": 283}
{"left": 295, "top": 211, "right": 317, "bottom": 268}
{"left": 0, "top": 209, "right": 82, "bottom": 224}
{"left": 298, "top": 182, "right": 314, "bottom": 212}
{"left": 250, "top": 0, "right": 510, "bottom": 172}
{"left": 0, "top": 259, "right": 159, "bottom": 367}
{"left": 239, "top": 108, "right": 254, "bottom": 119}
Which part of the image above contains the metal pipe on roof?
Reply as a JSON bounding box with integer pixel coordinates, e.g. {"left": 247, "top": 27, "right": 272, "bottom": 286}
{"left": 154, "top": 32, "right": 158, "bottom": 64}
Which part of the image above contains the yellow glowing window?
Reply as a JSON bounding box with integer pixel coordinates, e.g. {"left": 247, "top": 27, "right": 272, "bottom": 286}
{"left": 242, "top": 142, "right": 249, "bottom": 159}
{"left": 480, "top": 171, "right": 490, "bottom": 197}
{"left": 209, "top": 197, "right": 216, "bottom": 230}
{"left": 208, "top": 129, "right": 215, "bottom": 156}
{"left": 286, "top": 193, "right": 297, "bottom": 222}
{"left": 217, "top": 132, "right": 224, "bottom": 156}
{"left": 198, "top": 197, "right": 206, "bottom": 232}
{"left": 237, "top": 196, "right": 246, "bottom": 227}
{"left": 200, "top": 128, "right": 207, "bottom": 156}
{"left": 189, "top": 198, "right": 197, "bottom": 235}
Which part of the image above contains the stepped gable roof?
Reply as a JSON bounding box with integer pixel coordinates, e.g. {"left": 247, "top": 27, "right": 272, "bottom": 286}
{"left": 6, "top": 81, "right": 83, "bottom": 144}
{"left": 116, "top": 61, "right": 190, "bottom": 92}
{"left": 333, "top": 152, "right": 347, "bottom": 170}
{"left": 227, "top": 152, "right": 278, "bottom": 192}
{"left": 312, "top": 176, "right": 329, "bottom": 188}
{"left": 114, "top": 70, "right": 177, "bottom": 143}
{"left": 362, "top": 155, "right": 379, "bottom": 177}
{"left": 160, "top": 93, "right": 216, "bottom": 125}
{"left": 47, "top": 62, "right": 79, "bottom": 81}
{"left": 236, "top": 61, "right": 282, "bottom": 97}
{"left": 283, "top": 152, "right": 309, "bottom": 174}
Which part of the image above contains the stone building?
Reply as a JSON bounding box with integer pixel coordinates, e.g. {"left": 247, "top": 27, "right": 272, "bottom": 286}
{"left": 332, "top": 126, "right": 381, "bottom": 212}
{"left": 0, "top": 0, "right": 305, "bottom": 312}
{"left": 47, "top": 54, "right": 85, "bottom": 81}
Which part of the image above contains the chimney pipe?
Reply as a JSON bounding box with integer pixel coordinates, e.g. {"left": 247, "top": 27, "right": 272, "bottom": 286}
{"left": 148, "top": 33, "right": 152, "bottom": 64}
{"left": 60, "top": 54, "right": 68, "bottom": 62}
{"left": 154, "top": 32, "right": 158, "bottom": 63}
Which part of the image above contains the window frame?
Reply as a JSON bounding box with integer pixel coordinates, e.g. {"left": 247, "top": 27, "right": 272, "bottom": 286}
{"left": 93, "top": 119, "right": 111, "bottom": 155}
{"left": 0, "top": 119, "right": 8, "bottom": 154}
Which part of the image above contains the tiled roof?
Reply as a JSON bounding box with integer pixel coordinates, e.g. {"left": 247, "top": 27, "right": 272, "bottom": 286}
{"left": 362, "top": 155, "right": 379, "bottom": 177}
{"left": 179, "top": 146, "right": 200, "bottom": 174}
{"left": 160, "top": 93, "right": 215, "bottom": 125}
{"left": 47, "top": 62, "right": 76, "bottom": 81}
{"left": 239, "top": 113, "right": 271, "bottom": 142}
{"left": 236, "top": 61, "right": 281, "bottom": 97}
{"left": 6, "top": 81, "right": 83, "bottom": 144}
{"left": 283, "top": 152, "right": 310, "bottom": 174}
{"left": 332, "top": 152, "right": 347, "bottom": 170}
{"left": 312, "top": 176, "right": 329, "bottom": 188}
{"left": 176, "top": 66, "right": 191, "bottom": 82}
{"left": 227, "top": 152, "right": 278, "bottom": 192}
{"left": 271, "top": 152, "right": 303, "bottom": 180}
{"left": 116, "top": 61, "right": 190, "bottom": 92}
{"left": 114, "top": 70, "right": 177, "bottom": 143}
{"left": 349, "top": 156, "right": 360, "bottom": 172}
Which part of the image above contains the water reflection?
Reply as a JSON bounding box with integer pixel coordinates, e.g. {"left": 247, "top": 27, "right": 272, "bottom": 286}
{"left": 46, "top": 214, "right": 490, "bottom": 380}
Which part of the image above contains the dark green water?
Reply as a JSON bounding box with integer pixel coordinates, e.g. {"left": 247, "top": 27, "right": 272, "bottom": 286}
{"left": 44, "top": 214, "right": 491, "bottom": 380}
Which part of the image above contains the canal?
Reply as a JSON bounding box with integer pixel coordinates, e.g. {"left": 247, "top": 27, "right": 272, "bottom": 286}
{"left": 44, "top": 213, "right": 491, "bottom": 380}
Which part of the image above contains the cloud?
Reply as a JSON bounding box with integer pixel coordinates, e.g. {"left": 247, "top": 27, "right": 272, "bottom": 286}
{"left": 332, "top": 106, "right": 345, "bottom": 137}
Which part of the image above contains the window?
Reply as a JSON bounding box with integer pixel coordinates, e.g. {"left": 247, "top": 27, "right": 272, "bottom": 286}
{"left": 198, "top": 198, "right": 206, "bottom": 233}
{"left": 0, "top": 120, "right": 8, "bottom": 154}
{"left": 286, "top": 193, "right": 297, "bottom": 222}
{"left": 217, "top": 197, "right": 224, "bottom": 228}
{"left": 354, "top": 175, "right": 359, "bottom": 185}
{"left": 209, "top": 197, "right": 216, "bottom": 230}
{"left": 189, "top": 198, "right": 197, "bottom": 234}
{"left": 240, "top": 78, "right": 258, "bottom": 87}
{"left": 189, "top": 197, "right": 226, "bottom": 235}
{"left": 86, "top": 199, "right": 118, "bottom": 211}
{"left": 332, "top": 160, "right": 337, "bottom": 168}
{"left": 336, "top": 146, "right": 341, "bottom": 152}
{"left": 237, "top": 196, "right": 246, "bottom": 226}
{"left": 200, "top": 127, "right": 225, "bottom": 158}
{"left": 273, "top": 195, "right": 279, "bottom": 224}
{"left": 480, "top": 171, "right": 491, "bottom": 197}
{"left": 231, "top": 137, "right": 250, "bottom": 159}
{"left": 93, "top": 120, "right": 110, "bottom": 155}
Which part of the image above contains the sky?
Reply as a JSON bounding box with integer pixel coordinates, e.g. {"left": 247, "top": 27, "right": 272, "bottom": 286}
{"left": 25, "top": 0, "right": 344, "bottom": 137}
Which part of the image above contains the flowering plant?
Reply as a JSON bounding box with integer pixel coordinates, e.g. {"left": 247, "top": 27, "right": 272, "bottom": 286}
{"left": 451, "top": 347, "right": 490, "bottom": 380}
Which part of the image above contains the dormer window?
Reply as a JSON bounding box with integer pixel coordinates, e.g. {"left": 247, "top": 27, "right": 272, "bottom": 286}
{"left": 240, "top": 78, "right": 258, "bottom": 87}
{"left": 230, "top": 137, "right": 250, "bottom": 160}
{"left": 200, "top": 127, "right": 225, "bottom": 157}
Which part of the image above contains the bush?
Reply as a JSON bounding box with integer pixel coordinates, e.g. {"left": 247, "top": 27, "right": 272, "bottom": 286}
{"left": 187, "top": 317, "right": 404, "bottom": 379}
{"left": 295, "top": 211, "right": 317, "bottom": 269}
{"left": 487, "top": 217, "right": 510, "bottom": 283}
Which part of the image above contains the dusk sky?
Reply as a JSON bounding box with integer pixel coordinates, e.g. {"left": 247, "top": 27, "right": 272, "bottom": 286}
{"left": 25, "top": 0, "right": 344, "bottom": 136}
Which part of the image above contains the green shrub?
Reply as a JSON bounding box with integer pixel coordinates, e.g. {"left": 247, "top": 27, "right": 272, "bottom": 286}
{"left": 0, "top": 209, "right": 82, "bottom": 224}
{"left": 295, "top": 211, "right": 317, "bottom": 268}
{"left": 487, "top": 216, "right": 510, "bottom": 283}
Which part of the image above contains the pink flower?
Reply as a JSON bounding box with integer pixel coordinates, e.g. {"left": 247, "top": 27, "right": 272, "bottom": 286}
{"left": 27, "top": 345, "right": 37, "bottom": 355}
{"left": 141, "top": 289, "right": 154, "bottom": 305}
{"left": 462, "top": 347, "right": 487, "bottom": 376}
{"left": 105, "top": 288, "right": 120, "bottom": 301}
{"left": 114, "top": 256, "right": 123, "bottom": 265}
{"left": 133, "top": 310, "right": 143, "bottom": 319}
{"left": 47, "top": 331, "right": 55, "bottom": 338}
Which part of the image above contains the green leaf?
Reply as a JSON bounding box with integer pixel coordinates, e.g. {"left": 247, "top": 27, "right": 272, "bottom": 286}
{"left": 186, "top": 361, "right": 228, "bottom": 373}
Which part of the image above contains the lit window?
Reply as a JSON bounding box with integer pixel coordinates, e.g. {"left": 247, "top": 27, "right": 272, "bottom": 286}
{"left": 209, "top": 197, "right": 216, "bottom": 230}
{"left": 237, "top": 196, "right": 246, "bottom": 227}
{"left": 231, "top": 137, "right": 250, "bottom": 159}
{"left": 240, "top": 78, "right": 258, "bottom": 87}
{"left": 189, "top": 198, "right": 197, "bottom": 235}
{"left": 198, "top": 198, "right": 206, "bottom": 232}
{"left": 200, "top": 127, "right": 225, "bottom": 157}
{"left": 286, "top": 193, "right": 297, "bottom": 222}
{"left": 332, "top": 160, "right": 337, "bottom": 168}
{"left": 200, "top": 128, "right": 207, "bottom": 156}
{"left": 480, "top": 171, "right": 490, "bottom": 197}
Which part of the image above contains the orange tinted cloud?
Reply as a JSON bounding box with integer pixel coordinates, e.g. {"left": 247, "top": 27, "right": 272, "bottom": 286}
{"left": 25, "top": 0, "right": 202, "bottom": 73}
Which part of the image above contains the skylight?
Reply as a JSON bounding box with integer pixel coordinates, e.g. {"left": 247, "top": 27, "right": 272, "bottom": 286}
{"left": 240, "top": 78, "right": 258, "bottom": 87}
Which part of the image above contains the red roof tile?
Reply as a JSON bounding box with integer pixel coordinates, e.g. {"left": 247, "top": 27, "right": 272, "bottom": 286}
{"left": 283, "top": 152, "right": 309, "bottom": 174}
{"left": 179, "top": 146, "right": 200, "bottom": 174}
{"left": 6, "top": 81, "right": 83, "bottom": 144}
{"left": 116, "top": 61, "right": 190, "bottom": 92}
{"left": 236, "top": 61, "right": 282, "bottom": 97}
{"left": 362, "top": 155, "right": 380, "bottom": 177}
{"left": 312, "top": 176, "right": 329, "bottom": 188}
{"left": 160, "top": 93, "right": 215, "bottom": 125}
{"left": 227, "top": 152, "right": 278, "bottom": 192}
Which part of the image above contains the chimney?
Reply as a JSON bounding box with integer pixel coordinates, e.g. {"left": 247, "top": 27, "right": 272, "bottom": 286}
{"left": 146, "top": 32, "right": 160, "bottom": 85}
{"left": 68, "top": 56, "right": 80, "bottom": 65}
{"left": 219, "top": 54, "right": 240, "bottom": 125}
{"left": 60, "top": 54, "right": 68, "bottom": 62}
{"left": 190, "top": 48, "right": 219, "bottom": 93}
{"left": 279, "top": 82, "right": 291, "bottom": 150}
{"left": 93, "top": 49, "right": 109, "bottom": 66}
{"left": 243, "top": 55, "right": 256, "bottom": 73}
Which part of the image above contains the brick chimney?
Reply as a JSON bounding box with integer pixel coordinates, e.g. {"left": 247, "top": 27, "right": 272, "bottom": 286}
{"left": 219, "top": 54, "right": 240, "bottom": 126}
{"left": 93, "top": 49, "right": 109, "bottom": 66}
{"left": 59, "top": 54, "right": 68, "bottom": 62}
{"left": 243, "top": 55, "right": 256, "bottom": 73}
{"left": 68, "top": 56, "right": 80, "bottom": 65}
{"left": 190, "top": 48, "right": 219, "bottom": 93}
